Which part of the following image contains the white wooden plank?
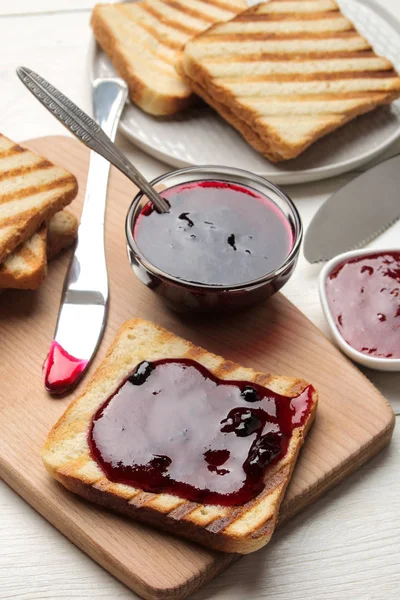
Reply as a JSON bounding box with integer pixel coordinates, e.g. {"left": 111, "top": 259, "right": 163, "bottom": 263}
{"left": 0, "top": 0, "right": 105, "bottom": 17}
{"left": 0, "top": 13, "right": 92, "bottom": 139}
{"left": 1, "top": 422, "right": 398, "bottom": 600}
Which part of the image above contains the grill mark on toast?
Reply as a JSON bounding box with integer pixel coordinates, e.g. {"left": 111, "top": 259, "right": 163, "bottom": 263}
{"left": 0, "top": 186, "right": 76, "bottom": 230}
{"left": 213, "top": 360, "right": 241, "bottom": 378}
{"left": 206, "top": 30, "right": 361, "bottom": 42}
{"left": 169, "top": 502, "right": 199, "bottom": 520}
{"left": 160, "top": 0, "right": 215, "bottom": 23}
{"left": 197, "top": 0, "right": 244, "bottom": 12}
{"left": 204, "top": 509, "right": 240, "bottom": 533}
{"left": 251, "top": 517, "right": 274, "bottom": 540}
{"left": 0, "top": 145, "right": 27, "bottom": 160}
{"left": 214, "top": 17, "right": 352, "bottom": 36}
{"left": 183, "top": 346, "right": 208, "bottom": 360}
{"left": 203, "top": 50, "right": 378, "bottom": 63}
{"left": 254, "top": 0, "right": 339, "bottom": 12}
{"left": 252, "top": 373, "right": 274, "bottom": 387}
{"left": 235, "top": 11, "right": 342, "bottom": 22}
{"left": 15, "top": 244, "right": 39, "bottom": 266}
{"left": 142, "top": 1, "right": 202, "bottom": 36}
{"left": 94, "top": 479, "right": 141, "bottom": 500}
{"left": 118, "top": 4, "right": 185, "bottom": 51}
{"left": 129, "top": 491, "right": 156, "bottom": 508}
{"left": 288, "top": 379, "right": 311, "bottom": 396}
{"left": 56, "top": 457, "right": 96, "bottom": 480}
{"left": 0, "top": 176, "right": 75, "bottom": 206}
{"left": 222, "top": 70, "right": 399, "bottom": 83}
{"left": 0, "top": 159, "right": 53, "bottom": 183}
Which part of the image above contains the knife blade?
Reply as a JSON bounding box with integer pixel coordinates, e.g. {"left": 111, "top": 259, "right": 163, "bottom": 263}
{"left": 38, "top": 77, "right": 128, "bottom": 394}
{"left": 304, "top": 154, "right": 400, "bottom": 263}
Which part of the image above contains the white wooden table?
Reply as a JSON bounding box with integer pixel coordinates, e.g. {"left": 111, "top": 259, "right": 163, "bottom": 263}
{"left": 0, "top": 1, "right": 399, "bottom": 599}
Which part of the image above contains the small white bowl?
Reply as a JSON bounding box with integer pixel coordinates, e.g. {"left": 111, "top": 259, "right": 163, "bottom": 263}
{"left": 319, "top": 248, "right": 400, "bottom": 372}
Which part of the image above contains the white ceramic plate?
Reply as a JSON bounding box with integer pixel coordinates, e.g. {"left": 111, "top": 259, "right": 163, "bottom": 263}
{"left": 90, "top": 0, "right": 400, "bottom": 184}
{"left": 319, "top": 248, "right": 400, "bottom": 372}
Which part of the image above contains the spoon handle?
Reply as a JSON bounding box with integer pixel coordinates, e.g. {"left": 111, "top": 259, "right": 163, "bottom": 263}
{"left": 16, "top": 66, "right": 169, "bottom": 214}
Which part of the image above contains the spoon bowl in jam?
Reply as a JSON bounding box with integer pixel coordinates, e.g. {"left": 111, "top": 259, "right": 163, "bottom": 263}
{"left": 320, "top": 248, "right": 400, "bottom": 372}
{"left": 126, "top": 166, "right": 302, "bottom": 312}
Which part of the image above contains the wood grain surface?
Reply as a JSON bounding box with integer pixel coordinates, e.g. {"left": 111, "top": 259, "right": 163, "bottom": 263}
{"left": 0, "top": 136, "right": 395, "bottom": 600}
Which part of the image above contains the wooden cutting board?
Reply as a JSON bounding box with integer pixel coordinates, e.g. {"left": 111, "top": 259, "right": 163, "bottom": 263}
{"left": 0, "top": 136, "right": 395, "bottom": 600}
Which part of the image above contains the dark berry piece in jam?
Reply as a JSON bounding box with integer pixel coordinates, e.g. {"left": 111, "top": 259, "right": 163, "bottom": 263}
{"left": 150, "top": 455, "right": 172, "bottom": 472}
{"left": 245, "top": 433, "right": 283, "bottom": 479}
{"left": 133, "top": 180, "right": 293, "bottom": 287}
{"left": 128, "top": 361, "right": 155, "bottom": 386}
{"left": 326, "top": 251, "right": 400, "bottom": 359}
{"left": 227, "top": 233, "right": 237, "bottom": 251}
{"left": 89, "top": 359, "right": 314, "bottom": 506}
{"left": 178, "top": 212, "right": 194, "bottom": 227}
{"left": 221, "top": 408, "right": 263, "bottom": 437}
{"left": 241, "top": 386, "right": 260, "bottom": 403}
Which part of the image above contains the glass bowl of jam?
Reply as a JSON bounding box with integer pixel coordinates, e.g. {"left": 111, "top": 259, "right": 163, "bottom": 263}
{"left": 319, "top": 248, "right": 400, "bottom": 372}
{"left": 125, "top": 166, "right": 302, "bottom": 312}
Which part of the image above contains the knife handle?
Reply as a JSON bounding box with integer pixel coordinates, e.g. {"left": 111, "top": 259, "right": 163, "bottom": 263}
{"left": 80, "top": 78, "right": 128, "bottom": 229}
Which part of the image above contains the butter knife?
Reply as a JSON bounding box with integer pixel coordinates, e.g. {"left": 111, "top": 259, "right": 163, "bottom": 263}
{"left": 304, "top": 154, "right": 400, "bottom": 263}
{"left": 42, "top": 78, "right": 128, "bottom": 394}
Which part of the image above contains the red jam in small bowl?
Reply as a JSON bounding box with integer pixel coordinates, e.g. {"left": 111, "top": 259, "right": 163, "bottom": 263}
{"left": 134, "top": 181, "right": 294, "bottom": 287}
{"left": 326, "top": 251, "right": 400, "bottom": 359}
{"left": 125, "top": 167, "right": 302, "bottom": 312}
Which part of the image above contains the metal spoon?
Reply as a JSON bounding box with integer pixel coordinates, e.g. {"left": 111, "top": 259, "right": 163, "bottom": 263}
{"left": 16, "top": 66, "right": 169, "bottom": 214}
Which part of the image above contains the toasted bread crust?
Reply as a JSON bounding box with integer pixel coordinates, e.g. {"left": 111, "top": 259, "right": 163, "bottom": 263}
{"left": 91, "top": 7, "right": 193, "bottom": 116}
{"left": 43, "top": 319, "right": 317, "bottom": 554}
{"left": 0, "top": 209, "right": 78, "bottom": 291}
{"left": 46, "top": 209, "right": 78, "bottom": 260}
{"left": 0, "top": 134, "right": 78, "bottom": 263}
{"left": 91, "top": 1, "right": 247, "bottom": 116}
{"left": 183, "top": 0, "right": 400, "bottom": 161}
{"left": 0, "top": 225, "right": 47, "bottom": 290}
{"left": 185, "top": 69, "right": 400, "bottom": 161}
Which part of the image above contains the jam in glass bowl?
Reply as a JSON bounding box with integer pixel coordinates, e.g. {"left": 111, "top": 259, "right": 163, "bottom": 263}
{"left": 126, "top": 166, "right": 302, "bottom": 312}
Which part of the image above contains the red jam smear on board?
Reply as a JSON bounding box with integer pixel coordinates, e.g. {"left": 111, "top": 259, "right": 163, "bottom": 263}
{"left": 44, "top": 341, "right": 88, "bottom": 395}
{"left": 89, "top": 359, "right": 314, "bottom": 506}
{"left": 326, "top": 251, "right": 400, "bottom": 359}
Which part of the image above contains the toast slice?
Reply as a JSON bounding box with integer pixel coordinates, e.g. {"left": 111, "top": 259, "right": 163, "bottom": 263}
{"left": 91, "top": 0, "right": 247, "bottom": 116}
{"left": 0, "top": 210, "right": 78, "bottom": 290}
{"left": 42, "top": 319, "right": 318, "bottom": 554}
{"left": 47, "top": 209, "right": 78, "bottom": 260}
{"left": 0, "top": 134, "right": 78, "bottom": 263}
{"left": 0, "top": 225, "right": 47, "bottom": 290}
{"left": 183, "top": 0, "right": 400, "bottom": 161}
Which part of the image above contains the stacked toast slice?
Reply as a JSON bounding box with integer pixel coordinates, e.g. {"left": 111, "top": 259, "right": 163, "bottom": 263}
{"left": 42, "top": 319, "right": 318, "bottom": 554}
{"left": 0, "top": 134, "right": 78, "bottom": 290}
{"left": 183, "top": 0, "right": 400, "bottom": 161}
{"left": 0, "top": 210, "right": 78, "bottom": 290}
{"left": 91, "top": 0, "right": 247, "bottom": 115}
